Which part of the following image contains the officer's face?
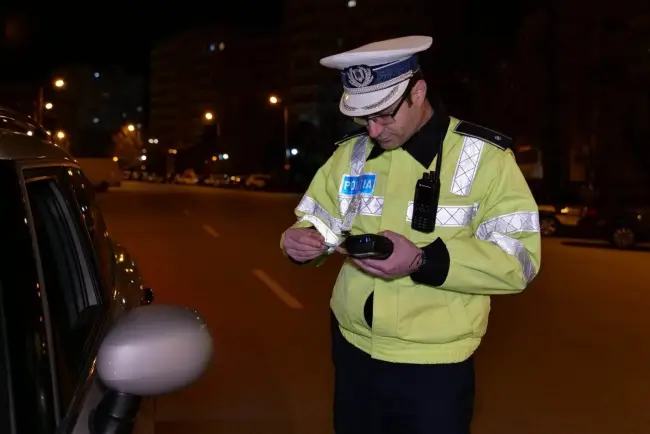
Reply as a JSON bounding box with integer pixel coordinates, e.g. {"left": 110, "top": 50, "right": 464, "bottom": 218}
{"left": 365, "top": 81, "right": 427, "bottom": 149}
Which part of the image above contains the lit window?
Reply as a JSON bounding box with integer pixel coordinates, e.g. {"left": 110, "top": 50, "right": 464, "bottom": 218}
{"left": 347, "top": 0, "right": 356, "bottom": 7}
{"left": 92, "top": 117, "right": 100, "bottom": 124}
{"left": 218, "top": 42, "right": 225, "bottom": 51}
{"left": 209, "top": 43, "right": 216, "bottom": 52}
{"left": 94, "top": 72, "right": 100, "bottom": 78}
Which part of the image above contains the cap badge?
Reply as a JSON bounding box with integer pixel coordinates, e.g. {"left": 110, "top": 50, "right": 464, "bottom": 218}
{"left": 345, "top": 65, "right": 375, "bottom": 88}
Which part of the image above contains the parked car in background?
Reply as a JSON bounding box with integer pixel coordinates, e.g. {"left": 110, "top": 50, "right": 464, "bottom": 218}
{"left": 175, "top": 169, "right": 200, "bottom": 185}
{"left": 538, "top": 203, "right": 585, "bottom": 236}
{"left": 245, "top": 173, "right": 272, "bottom": 190}
{"left": 579, "top": 202, "right": 650, "bottom": 249}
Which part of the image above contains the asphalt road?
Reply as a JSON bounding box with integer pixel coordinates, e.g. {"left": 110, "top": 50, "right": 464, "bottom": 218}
{"left": 98, "top": 182, "right": 650, "bottom": 434}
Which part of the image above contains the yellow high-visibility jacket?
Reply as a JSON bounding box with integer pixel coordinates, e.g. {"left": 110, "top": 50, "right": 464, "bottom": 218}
{"left": 282, "top": 117, "right": 541, "bottom": 364}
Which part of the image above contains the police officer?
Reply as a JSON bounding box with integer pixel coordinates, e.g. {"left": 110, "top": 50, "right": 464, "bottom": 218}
{"left": 281, "top": 36, "right": 541, "bottom": 434}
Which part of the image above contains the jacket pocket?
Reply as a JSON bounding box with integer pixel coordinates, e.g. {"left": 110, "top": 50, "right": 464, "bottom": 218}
{"left": 331, "top": 262, "right": 374, "bottom": 337}
{"left": 396, "top": 286, "right": 475, "bottom": 344}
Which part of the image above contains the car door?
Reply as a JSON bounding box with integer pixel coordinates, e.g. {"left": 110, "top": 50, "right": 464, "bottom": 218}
{"left": 0, "top": 160, "right": 147, "bottom": 434}
{"left": 22, "top": 164, "right": 115, "bottom": 433}
{"left": 0, "top": 160, "right": 60, "bottom": 434}
{"left": 22, "top": 163, "right": 154, "bottom": 434}
{"left": 23, "top": 161, "right": 156, "bottom": 432}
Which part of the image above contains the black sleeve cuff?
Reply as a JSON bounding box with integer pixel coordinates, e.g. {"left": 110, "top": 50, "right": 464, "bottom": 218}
{"left": 410, "top": 237, "right": 450, "bottom": 287}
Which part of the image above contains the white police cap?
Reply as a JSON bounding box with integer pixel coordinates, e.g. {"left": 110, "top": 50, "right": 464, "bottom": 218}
{"left": 320, "top": 36, "right": 433, "bottom": 117}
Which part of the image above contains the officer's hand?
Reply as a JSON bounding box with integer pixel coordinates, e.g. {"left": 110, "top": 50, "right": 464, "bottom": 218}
{"left": 283, "top": 227, "right": 328, "bottom": 262}
{"left": 352, "top": 230, "right": 422, "bottom": 279}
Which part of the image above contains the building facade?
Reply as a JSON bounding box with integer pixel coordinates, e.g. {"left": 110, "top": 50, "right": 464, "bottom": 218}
{"left": 511, "top": 3, "right": 650, "bottom": 198}
{"left": 47, "top": 66, "right": 146, "bottom": 158}
{"left": 149, "top": 26, "right": 284, "bottom": 173}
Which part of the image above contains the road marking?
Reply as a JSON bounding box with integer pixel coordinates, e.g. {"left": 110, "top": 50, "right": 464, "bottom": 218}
{"left": 202, "top": 224, "right": 220, "bottom": 238}
{"left": 183, "top": 209, "right": 190, "bottom": 216}
{"left": 252, "top": 269, "right": 303, "bottom": 309}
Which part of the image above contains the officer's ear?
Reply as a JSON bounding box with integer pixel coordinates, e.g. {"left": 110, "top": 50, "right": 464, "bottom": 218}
{"left": 410, "top": 79, "right": 427, "bottom": 107}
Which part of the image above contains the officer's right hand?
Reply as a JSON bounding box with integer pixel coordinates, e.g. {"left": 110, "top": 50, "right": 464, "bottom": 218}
{"left": 283, "top": 227, "right": 327, "bottom": 262}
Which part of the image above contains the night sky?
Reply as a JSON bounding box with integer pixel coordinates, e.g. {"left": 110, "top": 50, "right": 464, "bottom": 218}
{"left": 0, "top": 1, "right": 284, "bottom": 80}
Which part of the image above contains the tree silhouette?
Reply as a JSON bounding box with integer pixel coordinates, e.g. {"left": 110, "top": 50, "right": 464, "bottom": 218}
{"left": 112, "top": 125, "right": 144, "bottom": 166}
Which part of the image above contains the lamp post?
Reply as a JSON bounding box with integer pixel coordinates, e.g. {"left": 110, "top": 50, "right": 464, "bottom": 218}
{"left": 203, "top": 110, "right": 222, "bottom": 155}
{"left": 35, "top": 77, "right": 65, "bottom": 125}
{"left": 268, "top": 95, "right": 289, "bottom": 165}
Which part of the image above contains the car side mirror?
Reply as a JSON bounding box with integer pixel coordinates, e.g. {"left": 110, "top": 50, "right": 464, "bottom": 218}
{"left": 97, "top": 304, "right": 212, "bottom": 396}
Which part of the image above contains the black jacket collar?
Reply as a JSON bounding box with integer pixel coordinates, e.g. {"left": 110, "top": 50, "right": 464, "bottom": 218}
{"left": 367, "top": 104, "right": 450, "bottom": 169}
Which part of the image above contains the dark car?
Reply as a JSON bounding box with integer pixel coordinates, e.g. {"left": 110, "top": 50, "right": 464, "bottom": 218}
{"left": 579, "top": 202, "right": 650, "bottom": 249}
{"left": 0, "top": 109, "right": 212, "bottom": 434}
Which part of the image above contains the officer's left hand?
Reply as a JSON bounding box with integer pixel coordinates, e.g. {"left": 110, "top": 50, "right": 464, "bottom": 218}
{"left": 352, "top": 230, "right": 422, "bottom": 279}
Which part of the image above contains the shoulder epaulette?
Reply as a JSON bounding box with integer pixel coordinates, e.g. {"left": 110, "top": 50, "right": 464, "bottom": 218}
{"left": 453, "top": 120, "right": 513, "bottom": 150}
{"left": 335, "top": 128, "right": 367, "bottom": 146}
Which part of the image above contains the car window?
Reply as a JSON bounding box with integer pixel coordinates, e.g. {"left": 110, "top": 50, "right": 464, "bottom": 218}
{"left": 26, "top": 174, "right": 105, "bottom": 418}
{"left": 0, "top": 162, "right": 58, "bottom": 434}
{"left": 65, "top": 168, "right": 115, "bottom": 296}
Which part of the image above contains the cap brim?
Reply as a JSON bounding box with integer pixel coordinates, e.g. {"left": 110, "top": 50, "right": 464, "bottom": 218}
{"left": 339, "top": 80, "right": 409, "bottom": 117}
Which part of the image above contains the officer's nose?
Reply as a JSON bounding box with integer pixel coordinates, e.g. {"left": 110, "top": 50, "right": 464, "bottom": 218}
{"left": 367, "top": 120, "right": 384, "bottom": 139}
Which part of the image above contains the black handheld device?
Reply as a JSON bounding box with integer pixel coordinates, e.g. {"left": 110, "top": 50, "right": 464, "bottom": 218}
{"left": 343, "top": 234, "right": 394, "bottom": 260}
{"left": 411, "top": 122, "right": 446, "bottom": 234}
{"left": 411, "top": 171, "right": 440, "bottom": 233}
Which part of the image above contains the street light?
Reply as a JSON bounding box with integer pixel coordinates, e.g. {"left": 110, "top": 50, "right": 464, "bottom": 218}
{"left": 204, "top": 111, "right": 214, "bottom": 121}
{"left": 56, "top": 130, "right": 65, "bottom": 139}
{"left": 36, "top": 78, "right": 66, "bottom": 124}
{"left": 126, "top": 124, "right": 135, "bottom": 132}
{"left": 44, "top": 102, "right": 53, "bottom": 110}
{"left": 113, "top": 156, "right": 119, "bottom": 162}
{"left": 268, "top": 94, "right": 289, "bottom": 165}
{"left": 222, "top": 153, "right": 229, "bottom": 160}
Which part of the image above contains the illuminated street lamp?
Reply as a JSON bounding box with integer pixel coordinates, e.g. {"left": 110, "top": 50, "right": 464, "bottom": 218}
{"left": 113, "top": 156, "right": 119, "bottom": 162}
{"left": 44, "top": 102, "right": 53, "bottom": 110}
{"left": 204, "top": 111, "right": 214, "bottom": 121}
{"left": 36, "top": 78, "right": 66, "bottom": 124}
{"left": 268, "top": 94, "right": 289, "bottom": 164}
{"left": 222, "top": 153, "right": 229, "bottom": 160}
{"left": 56, "top": 130, "right": 65, "bottom": 139}
{"left": 126, "top": 124, "right": 135, "bottom": 132}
